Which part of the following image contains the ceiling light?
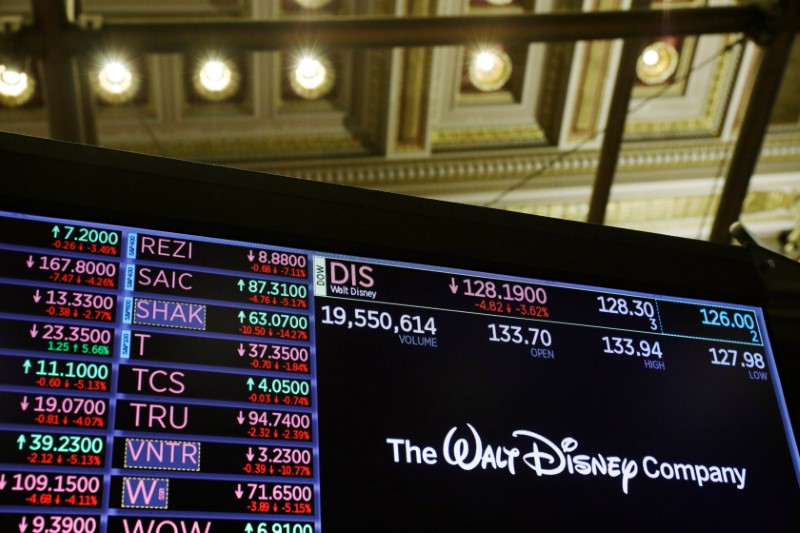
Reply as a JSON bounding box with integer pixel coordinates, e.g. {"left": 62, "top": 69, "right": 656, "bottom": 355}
{"left": 193, "top": 57, "right": 239, "bottom": 102}
{"left": 475, "top": 52, "right": 497, "bottom": 72}
{"left": 290, "top": 55, "right": 335, "bottom": 100}
{"left": 468, "top": 47, "right": 512, "bottom": 92}
{"left": 96, "top": 58, "right": 139, "bottom": 104}
{"left": 99, "top": 62, "right": 131, "bottom": 92}
{"left": 642, "top": 49, "right": 660, "bottom": 66}
{"left": 296, "top": 58, "right": 325, "bottom": 89}
{"left": 294, "top": 0, "right": 332, "bottom": 8}
{"left": 636, "top": 42, "right": 679, "bottom": 85}
{"left": 0, "top": 64, "right": 35, "bottom": 107}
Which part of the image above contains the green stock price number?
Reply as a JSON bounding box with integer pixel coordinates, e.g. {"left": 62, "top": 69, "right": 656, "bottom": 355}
{"left": 25, "top": 359, "right": 110, "bottom": 380}
{"left": 17, "top": 433, "right": 104, "bottom": 454}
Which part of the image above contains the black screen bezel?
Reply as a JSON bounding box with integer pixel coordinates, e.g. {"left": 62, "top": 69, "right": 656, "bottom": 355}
{"left": 2, "top": 131, "right": 799, "bottom": 529}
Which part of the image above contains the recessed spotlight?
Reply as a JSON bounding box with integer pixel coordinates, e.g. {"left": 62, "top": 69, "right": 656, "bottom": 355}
{"left": 636, "top": 42, "right": 679, "bottom": 85}
{"left": 642, "top": 49, "right": 660, "bottom": 66}
{"left": 296, "top": 58, "right": 325, "bottom": 89}
{"left": 468, "top": 47, "right": 512, "bottom": 92}
{"left": 475, "top": 52, "right": 498, "bottom": 73}
{"left": 95, "top": 58, "right": 139, "bottom": 104}
{"left": 0, "top": 64, "right": 35, "bottom": 107}
{"left": 193, "top": 57, "right": 239, "bottom": 102}
{"left": 290, "top": 55, "right": 335, "bottom": 100}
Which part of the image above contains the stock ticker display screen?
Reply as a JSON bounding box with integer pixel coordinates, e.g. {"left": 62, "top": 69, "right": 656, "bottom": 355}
{"left": 0, "top": 209, "right": 798, "bottom": 532}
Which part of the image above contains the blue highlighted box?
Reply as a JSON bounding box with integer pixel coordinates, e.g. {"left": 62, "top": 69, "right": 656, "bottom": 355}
{"left": 121, "top": 330, "right": 131, "bottom": 359}
{"left": 124, "top": 438, "right": 201, "bottom": 471}
{"left": 125, "top": 264, "right": 136, "bottom": 291}
{"left": 133, "top": 298, "right": 206, "bottom": 330}
{"left": 123, "top": 297, "right": 133, "bottom": 324}
{"left": 127, "top": 233, "right": 138, "bottom": 259}
{"left": 122, "top": 477, "right": 169, "bottom": 509}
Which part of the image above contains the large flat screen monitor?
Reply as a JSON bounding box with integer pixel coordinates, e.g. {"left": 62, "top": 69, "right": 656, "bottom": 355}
{"left": 0, "top": 132, "right": 798, "bottom": 531}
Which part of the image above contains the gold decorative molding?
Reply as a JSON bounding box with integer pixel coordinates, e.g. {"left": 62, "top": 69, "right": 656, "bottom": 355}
{"left": 81, "top": 0, "right": 251, "bottom": 21}
{"left": 254, "top": 132, "right": 800, "bottom": 187}
{"left": 431, "top": 125, "right": 547, "bottom": 150}
{"left": 742, "top": 189, "right": 797, "bottom": 214}
{"left": 506, "top": 189, "right": 797, "bottom": 225}
{"left": 108, "top": 132, "right": 366, "bottom": 160}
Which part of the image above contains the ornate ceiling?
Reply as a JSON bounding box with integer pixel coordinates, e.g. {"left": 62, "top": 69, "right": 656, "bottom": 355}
{"left": 1, "top": 0, "right": 799, "bottom": 251}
